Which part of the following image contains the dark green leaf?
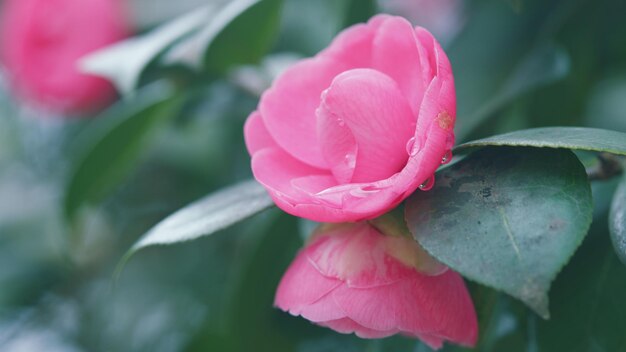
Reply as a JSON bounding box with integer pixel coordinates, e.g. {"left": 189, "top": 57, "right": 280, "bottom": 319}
{"left": 163, "top": 0, "right": 283, "bottom": 74}
{"left": 64, "top": 83, "right": 178, "bottom": 220}
{"left": 185, "top": 211, "right": 302, "bottom": 351}
{"left": 130, "top": 179, "right": 274, "bottom": 251}
{"left": 610, "top": 176, "right": 626, "bottom": 265}
{"left": 80, "top": 7, "right": 210, "bottom": 95}
{"left": 535, "top": 227, "right": 626, "bottom": 351}
{"left": 223, "top": 211, "right": 301, "bottom": 351}
{"left": 457, "top": 127, "right": 626, "bottom": 156}
{"left": 405, "top": 147, "right": 593, "bottom": 318}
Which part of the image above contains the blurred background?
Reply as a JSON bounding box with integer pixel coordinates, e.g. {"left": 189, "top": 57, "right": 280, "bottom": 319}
{"left": 0, "top": 0, "right": 625, "bottom": 351}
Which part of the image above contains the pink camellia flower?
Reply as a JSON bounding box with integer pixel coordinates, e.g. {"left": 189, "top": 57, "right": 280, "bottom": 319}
{"left": 275, "top": 222, "right": 478, "bottom": 350}
{"left": 245, "top": 15, "right": 456, "bottom": 222}
{"left": 0, "top": 0, "right": 130, "bottom": 114}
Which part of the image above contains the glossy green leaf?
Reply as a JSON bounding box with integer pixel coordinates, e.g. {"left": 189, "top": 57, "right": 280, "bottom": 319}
{"left": 405, "top": 147, "right": 593, "bottom": 318}
{"left": 131, "top": 179, "right": 273, "bottom": 251}
{"left": 185, "top": 211, "right": 302, "bottom": 351}
{"left": 535, "top": 230, "right": 626, "bottom": 351}
{"left": 80, "top": 6, "right": 211, "bottom": 95}
{"left": 458, "top": 127, "right": 626, "bottom": 156}
{"left": 163, "top": 0, "right": 283, "bottom": 73}
{"left": 610, "top": 176, "right": 626, "bottom": 265}
{"left": 222, "top": 211, "right": 301, "bottom": 351}
{"left": 64, "top": 83, "right": 178, "bottom": 220}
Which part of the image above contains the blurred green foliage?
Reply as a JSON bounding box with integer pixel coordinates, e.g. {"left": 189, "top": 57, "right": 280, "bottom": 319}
{"left": 1, "top": 0, "right": 626, "bottom": 351}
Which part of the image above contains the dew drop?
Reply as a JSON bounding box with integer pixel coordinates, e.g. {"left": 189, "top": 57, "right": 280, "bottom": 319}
{"left": 314, "top": 187, "right": 345, "bottom": 208}
{"left": 441, "top": 150, "right": 453, "bottom": 165}
{"left": 337, "top": 118, "right": 346, "bottom": 127}
{"left": 419, "top": 176, "right": 435, "bottom": 191}
{"left": 405, "top": 137, "right": 420, "bottom": 156}
{"left": 344, "top": 153, "right": 356, "bottom": 168}
{"left": 349, "top": 185, "right": 381, "bottom": 198}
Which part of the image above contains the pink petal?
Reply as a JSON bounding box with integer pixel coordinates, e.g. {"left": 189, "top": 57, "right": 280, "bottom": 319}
{"left": 274, "top": 249, "right": 342, "bottom": 314}
{"left": 318, "top": 22, "right": 375, "bottom": 68}
{"left": 316, "top": 108, "right": 358, "bottom": 184}
{"left": 260, "top": 57, "right": 348, "bottom": 169}
{"left": 244, "top": 111, "right": 277, "bottom": 155}
{"left": 409, "top": 27, "right": 456, "bottom": 158}
{"left": 305, "top": 223, "right": 414, "bottom": 287}
{"left": 412, "top": 77, "right": 456, "bottom": 173}
{"left": 332, "top": 270, "right": 477, "bottom": 346}
{"left": 299, "top": 291, "right": 346, "bottom": 322}
{"left": 290, "top": 175, "right": 339, "bottom": 196}
{"left": 316, "top": 69, "right": 415, "bottom": 183}
{"left": 319, "top": 317, "right": 396, "bottom": 339}
{"left": 415, "top": 27, "right": 437, "bottom": 84}
{"left": 291, "top": 202, "right": 358, "bottom": 223}
{"left": 251, "top": 147, "right": 332, "bottom": 206}
{"left": 265, "top": 181, "right": 404, "bottom": 222}
{"left": 372, "top": 16, "right": 427, "bottom": 115}
{"left": 413, "top": 333, "right": 444, "bottom": 350}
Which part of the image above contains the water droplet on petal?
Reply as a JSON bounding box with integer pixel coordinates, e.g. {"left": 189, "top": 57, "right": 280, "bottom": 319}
{"left": 337, "top": 118, "right": 346, "bottom": 127}
{"left": 349, "top": 185, "right": 381, "bottom": 198}
{"left": 405, "top": 137, "right": 420, "bottom": 156}
{"left": 419, "top": 176, "right": 435, "bottom": 191}
{"left": 344, "top": 153, "right": 356, "bottom": 168}
{"left": 315, "top": 184, "right": 355, "bottom": 208}
{"left": 441, "top": 150, "right": 453, "bottom": 165}
{"left": 405, "top": 137, "right": 415, "bottom": 155}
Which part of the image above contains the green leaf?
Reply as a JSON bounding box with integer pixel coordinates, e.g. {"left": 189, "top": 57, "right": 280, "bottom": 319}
{"left": 610, "top": 176, "right": 626, "bottom": 265}
{"left": 224, "top": 211, "right": 301, "bottom": 351}
{"left": 457, "top": 127, "right": 626, "bottom": 156}
{"left": 64, "top": 83, "right": 178, "bottom": 220}
{"left": 456, "top": 45, "right": 570, "bottom": 141}
{"left": 535, "top": 229, "right": 626, "bottom": 351}
{"left": 163, "top": 0, "right": 283, "bottom": 73}
{"left": 80, "top": 6, "right": 211, "bottom": 95}
{"left": 130, "top": 179, "right": 274, "bottom": 251}
{"left": 184, "top": 211, "right": 301, "bottom": 351}
{"left": 405, "top": 147, "right": 593, "bottom": 318}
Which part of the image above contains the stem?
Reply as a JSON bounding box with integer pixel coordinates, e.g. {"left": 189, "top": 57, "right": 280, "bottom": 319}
{"left": 586, "top": 153, "right": 624, "bottom": 181}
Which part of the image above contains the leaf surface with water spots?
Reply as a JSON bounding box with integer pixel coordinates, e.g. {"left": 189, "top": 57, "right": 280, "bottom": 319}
{"left": 405, "top": 147, "right": 593, "bottom": 318}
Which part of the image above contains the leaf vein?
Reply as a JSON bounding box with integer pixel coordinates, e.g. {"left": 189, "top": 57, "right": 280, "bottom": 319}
{"left": 498, "top": 206, "right": 522, "bottom": 261}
